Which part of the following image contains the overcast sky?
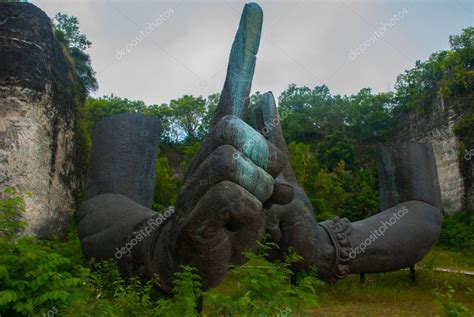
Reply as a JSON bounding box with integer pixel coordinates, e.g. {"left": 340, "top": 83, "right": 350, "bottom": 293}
{"left": 32, "top": 0, "right": 473, "bottom": 105}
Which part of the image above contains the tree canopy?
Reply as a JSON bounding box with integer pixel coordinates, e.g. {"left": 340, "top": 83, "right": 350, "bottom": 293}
{"left": 53, "top": 13, "right": 98, "bottom": 94}
{"left": 74, "top": 24, "right": 473, "bottom": 220}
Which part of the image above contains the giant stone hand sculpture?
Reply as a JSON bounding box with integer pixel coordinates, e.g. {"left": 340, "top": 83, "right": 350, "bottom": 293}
{"left": 79, "top": 3, "right": 292, "bottom": 292}
{"left": 78, "top": 2, "right": 443, "bottom": 293}
{"left": 253, "top": 93, "right": 443, "bottom": 281}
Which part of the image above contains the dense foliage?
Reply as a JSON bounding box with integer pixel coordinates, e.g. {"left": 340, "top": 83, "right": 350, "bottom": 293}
{"left": 205, "top": 238, "right": 321, "bottom": 316}
{"left": 78, "top": 36, "right": 474, "bottom": 220}
{"left": 51, "top": 13, "right": 473, "bottom": 221}
{"left": 56, "top": 10, "right": 471, "bottom": 220}
{"left": 438, "top": 211, "right": 474, "bottom": 255}
{"left": 53, "top": 13, "right": 98, "bottom": 94}
{"left": 287, "top": 142, "right": 379, "bottom": 221}
{"left": 2, "top": 10, "right": 474, "bottom": 316}
{"left": 0, "top": 190, "right": 320, "bottom": 316}
{"left": 394, "top": 27, "right": 473, "bottom": 115}
{"left": 153, "top": 156, "right": 178, "bottom": 212}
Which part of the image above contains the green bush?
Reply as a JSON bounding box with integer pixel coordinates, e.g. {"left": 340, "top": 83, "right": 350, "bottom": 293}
{"left": 0, "top": 189, "right": 89, "bottom": 316}
{"left": 435, "top": 284, "right": 470, "bottom": 317}
{"left": 0, "top": 189, "right": 321, "bottom": 316}
{"left": 287, "top": 143, "right": 379, "bottom": 221}
{"left": 153, "top": 156, "right": 178, "bottom": 211}
{"left": 0, "top": 188, "right": 27, "bottom": 241}
{"left": 205, "top": 238, "right": 320, "bottom": 316}
{"left": 394, "top": 27, "right": 474, "bottom": 115}
{"left": 438, "top": 211, "right": 474, "bottom": 254}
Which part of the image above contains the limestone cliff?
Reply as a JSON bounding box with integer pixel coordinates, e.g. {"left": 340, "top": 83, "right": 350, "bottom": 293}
{"left": 394, "top": 94, "right": 473, "bottom": 214}
{"left": 0, "top": 3, "right": 86, "bottom": 237}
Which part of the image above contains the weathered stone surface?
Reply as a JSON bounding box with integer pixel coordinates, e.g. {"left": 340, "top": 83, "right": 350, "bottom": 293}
{"left": 377, "top": 143, "right": 442, "bottom": 210}
{"left": 348, "top": 200, "right": 442, "bottom": 274}
{"left": 0, "top": 3, "right": 86, "bottom": 237}
{"left": 253, "top": 91, "right": 444, "bottom": 282}
{"left": 78, "top": 193, "right": 156, "bottom": 261}
{"left": 327, "top": 143, "right": 442, "bottom": 277}
{"left": 78, "top": 3, "right": 292, "bottom": 293}
{"left": 76, "top": 2, "right": 446, "bottom": 291}
{"left": 394, "top": 95, "right": 471, "bottom": 213}
{"left": 84, "top": 113, "right": 161, "bottom": 208}
{"left": 211, "top": 3, "right": 263, "bottom": 126}
{"left": 78, "top": 113, "right": 162, "bottom": 277}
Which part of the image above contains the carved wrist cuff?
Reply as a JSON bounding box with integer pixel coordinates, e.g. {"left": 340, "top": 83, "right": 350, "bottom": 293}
{"left": 319, "top": 217, "right": 352, "bottom": 281}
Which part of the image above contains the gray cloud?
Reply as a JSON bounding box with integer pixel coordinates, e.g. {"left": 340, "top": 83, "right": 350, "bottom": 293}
{"left": 32, "top": 0, "right": 473, "bottom": 104}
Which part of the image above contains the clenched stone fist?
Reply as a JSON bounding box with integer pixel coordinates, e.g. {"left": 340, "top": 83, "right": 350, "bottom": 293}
{"left": 79, "top": 3, "right": 294, "bottom": 293}
{"left": 78, "top": 2, "right": 444, "bottom": 294}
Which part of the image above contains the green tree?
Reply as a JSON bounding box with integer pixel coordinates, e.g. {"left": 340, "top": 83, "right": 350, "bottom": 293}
{"left": 440, "top": 27, "right": 474, "bottom": 96}
{"left": 316, "top": 131, "right": 355, "bottom": 171}
{"left": 144, "top": 103, "right": 177, "bottom": 144}
{"left": 337, "top": 166, "right": 379, "bottom": 221}
{"left": 394, "top": 54, "right": 445, "bottom": 114}
{"left": 279, "top": 85, "right": 347, "bottom": 144}
{"left": 346, "top": 88, "right": 395, "bottom": 143}
{"left": 287, "top": 142, "right": 319, "bottom": 192}
{"left": 146, "top": 94, "right": 217, "bottom": 144}
{"left": 311, "top": 167, "right": 349, "bottom": 220}
{"left": 200, "top": 93, "right": 219, "bottom": 137}
{"left": 394, "top": 27, "right": 474, "bottom": 114}
{"left": 53, "top": 13, "right": 91, "bottom": 50}
{"left": 288, "top": 142, "right": 378, "bottom": 221}
{"left": 84, "top": 95, "right": 146, "bottom": 138}
{"left": 169, "top": 95, "right": 206, "bottom": 142}
{"left": 180, "top": 142, "right": 202, "bottom": 174}
{"left": 53, "top": 13, "right": 98, "bottom": 93}
{"left": 153, "top": 157, "right": 178, "bottom": 211}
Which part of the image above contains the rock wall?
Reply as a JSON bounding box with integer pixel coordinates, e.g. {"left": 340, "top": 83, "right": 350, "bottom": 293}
{"left": 394, "top": 95, "right": 471, "bottom": 214}
{"left": 0, "top": 3, "right": 86, "bottom": 237}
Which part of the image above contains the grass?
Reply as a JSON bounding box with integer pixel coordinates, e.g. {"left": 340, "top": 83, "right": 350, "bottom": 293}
{"left": 419, "top": 247, "right": 474, "bottom": 272}
{"left": 313, "top": 270, "right": 473, "bottom": 316}
{"left": 210, "top": 248, "right": 474, "bottom": 316}
{"left": 313, "top": 247, "right": 474, "bottom": 316}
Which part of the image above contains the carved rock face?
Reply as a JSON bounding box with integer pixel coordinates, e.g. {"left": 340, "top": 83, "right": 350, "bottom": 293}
{"left": 78, "top": 113, "right": 162, "bottom": 279}
{"left": 0, "top": 3, "right": 85, "bottom": 238}
{"left": 84, "top": 113, "right": 161, "bottom": 208}
{"left": 394, "top": 96, "right": 471, "bottom": 214}
{"left": 76, "top": 2, "right": 444, "bottom": 292}
{"left": 378, "top": 143, "right": 442, "bottom": 210}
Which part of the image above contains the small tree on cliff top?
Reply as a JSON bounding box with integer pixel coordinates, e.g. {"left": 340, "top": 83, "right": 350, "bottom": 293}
{"left": 53, "top": 13, "right": 98, "bottom": 94}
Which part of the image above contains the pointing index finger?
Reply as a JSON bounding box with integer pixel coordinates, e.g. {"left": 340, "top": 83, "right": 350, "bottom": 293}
{"left": 212, "top": 3, "right": 263, "bottom": 126}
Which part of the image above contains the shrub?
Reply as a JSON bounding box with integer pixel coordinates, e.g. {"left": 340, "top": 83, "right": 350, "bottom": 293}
{"left": 435, "top": 284, "right": 470, "bottom": 317}
{"left": 0, "top": 189, "right": 89, "bottom": 316}
{"left": 205, "top": 238, "right": 320, "bottom": 316}
{"left": 0, "top": 190, "right": 320, "bottom": 316}
{"left": 438, "top": 211, "right": 474, "bottom": 254}
{"left": 0, "top": 188, "right": 27, "bottom": 241}
{"left": 153, "top": 156, "right": 178, "bottom": 211}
